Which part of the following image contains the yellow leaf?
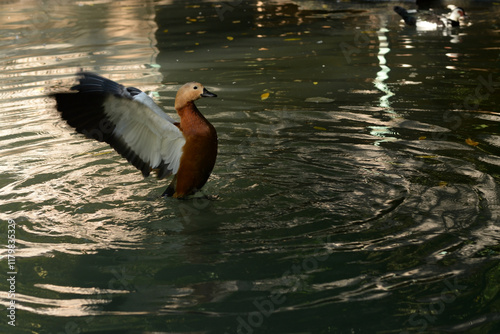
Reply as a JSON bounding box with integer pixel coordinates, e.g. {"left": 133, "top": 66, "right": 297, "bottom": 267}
{"left": 465, "top": 138, "right": 479, "bottom": 146}
{"left": 227, "top": 36, "right": 234, "bottom": 41}
{"left": 284, "top": 38, "right": 301, "bottom": 41}
{"left": 261, "top": 92, "right": 270, "bottom": 100}
{"left": 314, "top": 126, "right": 326, "bottom": 131}
{"left": 313, "top": 82, "right": 318, "bottom": 85}
{"left": 418, "top": 136, "right": 426, "bottom": 140}
{"left": 163, "top": 29, "right": 168, "bottom": 33}
{"left": 439, "top": 181, "right": 448, "bottom": 187}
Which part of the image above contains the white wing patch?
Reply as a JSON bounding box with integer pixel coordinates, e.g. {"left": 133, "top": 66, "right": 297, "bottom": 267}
{"left": 132, "top": 92, "right": 178, "bottom": 124}
{"left": 103, "top": 96, "right": 185, "bottom": 174}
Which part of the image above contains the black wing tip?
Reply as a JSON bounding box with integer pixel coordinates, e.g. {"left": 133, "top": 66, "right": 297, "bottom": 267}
{"left": 70, "top": 71, "right": 102, "bottom": 88}
{"left": 126, "top": 86, "right": 143, "bottom": 97}
{"left": 153, "top": 161, "right": 174, "bottom": 180}
{"left": 161, "top": 177, "right": 176, "bottom": 197}
{"left": 67, "top": 72, "right": 133, "bottom": 98}
{"left": 51, "top": 72, "right": 141, "bottom": 99}
{"left": 161, "top": 186, "right": 175, "bottom": 198}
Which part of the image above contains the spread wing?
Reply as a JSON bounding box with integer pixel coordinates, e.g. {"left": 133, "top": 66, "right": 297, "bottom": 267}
{"left": 51, "top": 72, "right": 185, "bottom": 179}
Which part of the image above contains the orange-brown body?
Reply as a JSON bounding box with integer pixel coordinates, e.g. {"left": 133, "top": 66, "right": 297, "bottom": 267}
{"left": 173, "top": 101, "right": 218, "bottom": 198}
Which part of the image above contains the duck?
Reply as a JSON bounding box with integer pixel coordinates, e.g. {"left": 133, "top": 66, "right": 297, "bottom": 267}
{"left": 394, "top": 5, "right": 466, "bottom": 29}
{"left": 51, "top": 72, "right": 218, "bottom": 199}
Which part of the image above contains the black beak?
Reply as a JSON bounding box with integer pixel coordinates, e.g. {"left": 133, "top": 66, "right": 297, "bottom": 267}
{"left": 201, "top": 88, "right": 217, "bottom": 98}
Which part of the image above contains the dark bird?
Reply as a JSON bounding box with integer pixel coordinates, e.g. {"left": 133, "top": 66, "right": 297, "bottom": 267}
{"left": 394, "top": 6, "right": 466, "bottom": 28}
{"left": 51, "top": 72, "right": 218, "bottom": 199}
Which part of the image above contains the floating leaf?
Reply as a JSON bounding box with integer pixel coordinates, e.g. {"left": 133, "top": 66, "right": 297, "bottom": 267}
{"left": 418, "top": 136, "right": 426, "bottom": 140}
{"left": 465, "top": 138, "right": 479, "bottom": 146}
{"left": 313, "top": 82, "right": 318, "bottom": 85}
{"left": 284, "top": 38, "right": 301, "bottom": 41}
{"left": 439, "top": 181, "right": 448, "bottom": 187}
{"left": 163, "top": 29, "right": 168, "bottom": 33}
{"left": 314, "top": 126, "right": 327, "bottom": 131}
{"left": 34, "top": 266, "right": 48, "bottom": 278}
{"left": 261, "top": 92, "right": 270, "bottom": 100}
{"left": 227, "top": 36, "right": 234, "bottom": 41}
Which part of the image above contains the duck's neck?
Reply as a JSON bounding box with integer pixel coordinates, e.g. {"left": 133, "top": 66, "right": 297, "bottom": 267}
{"left": 175, "top": 98, "right": 191, "bottom": 113}
{"left": 176, "top": 101, "right": 197, "bottom": 118}
{"left": 176, "top": 101, "right": 211, "bottom": 136}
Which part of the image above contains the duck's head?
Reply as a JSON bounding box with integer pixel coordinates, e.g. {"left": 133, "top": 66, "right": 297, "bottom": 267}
{"left": 175, "top": 82, "right": 217, "bottom": 110}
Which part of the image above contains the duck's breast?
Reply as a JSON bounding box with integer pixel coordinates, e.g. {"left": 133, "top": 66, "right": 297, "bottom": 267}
{"left": 175, "top": 108, "right": 218, "bottom": 195}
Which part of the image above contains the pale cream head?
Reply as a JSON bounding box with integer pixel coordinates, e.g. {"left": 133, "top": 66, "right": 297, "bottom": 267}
{"left": 175, "top": 82, "right": 217, "bottom": 110}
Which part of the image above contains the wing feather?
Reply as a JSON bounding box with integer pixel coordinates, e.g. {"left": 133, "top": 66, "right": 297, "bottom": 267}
{"left": 104, "top": 96, "right": 185, "bottom": 175}
{"left": 52, "top": 72, "right": 185, "bottom": 178}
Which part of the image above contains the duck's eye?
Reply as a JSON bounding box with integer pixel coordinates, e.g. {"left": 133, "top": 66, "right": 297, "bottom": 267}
{"left": 193, "top": 86, "right": 198, "bottom": 90}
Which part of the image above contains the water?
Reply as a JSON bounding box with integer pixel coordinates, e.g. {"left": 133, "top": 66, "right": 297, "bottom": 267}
{"left": 1, "top": 0, "right": 500, "bottom": 333}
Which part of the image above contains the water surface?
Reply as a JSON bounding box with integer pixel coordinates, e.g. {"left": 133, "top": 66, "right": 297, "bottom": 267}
{"left": 1, "top": 1, "right": 500, "bottom": 333}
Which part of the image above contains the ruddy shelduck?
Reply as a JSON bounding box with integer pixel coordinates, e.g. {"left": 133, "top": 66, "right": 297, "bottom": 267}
{"left": 51, "top": 72, "right": 218, "bottom": 198}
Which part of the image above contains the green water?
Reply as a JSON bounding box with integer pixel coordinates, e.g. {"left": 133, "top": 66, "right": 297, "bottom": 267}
{"left": 1, "top": 1, "right": 500, "bottom": 333}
